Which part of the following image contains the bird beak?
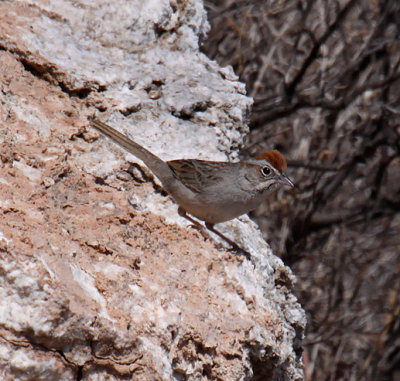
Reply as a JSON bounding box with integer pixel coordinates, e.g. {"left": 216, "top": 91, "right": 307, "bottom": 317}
{"left": 279, "top": 173, "right": 294, "bottom": 188}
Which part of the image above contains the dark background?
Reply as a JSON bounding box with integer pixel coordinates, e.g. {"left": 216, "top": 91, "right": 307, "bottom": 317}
{"left": 203, "top": 1, "right": 400, "bottom": 380}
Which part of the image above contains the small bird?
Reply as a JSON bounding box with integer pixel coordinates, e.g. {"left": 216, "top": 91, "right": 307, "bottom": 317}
{"left": 90, "top": 119, "right": 294, "bottom": 255}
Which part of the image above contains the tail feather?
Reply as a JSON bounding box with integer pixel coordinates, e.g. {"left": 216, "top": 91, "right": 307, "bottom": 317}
{"left": 90, "top": 119, "right": 170, "bottom": 180}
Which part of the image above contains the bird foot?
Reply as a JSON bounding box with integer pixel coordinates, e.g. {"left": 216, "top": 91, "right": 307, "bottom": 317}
{"left": 189, "top": 223, "right": 212, "bottom": 241}
{"left": 178, "top": 208, "right": 251, "bottom": 260}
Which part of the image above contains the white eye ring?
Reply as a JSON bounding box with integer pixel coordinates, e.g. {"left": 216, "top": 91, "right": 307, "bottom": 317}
{"left": 261, "top": 166, "right": 271, "bottom": 177}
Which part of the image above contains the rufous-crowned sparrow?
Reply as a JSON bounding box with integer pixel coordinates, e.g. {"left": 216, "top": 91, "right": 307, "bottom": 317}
{"left": 91, "top": 119, "right": 293, "bottom": 255}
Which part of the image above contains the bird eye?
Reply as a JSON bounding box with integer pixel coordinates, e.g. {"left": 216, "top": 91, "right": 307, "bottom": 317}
{"left": 261, "top": 167, "right": 271, "bottom": 177}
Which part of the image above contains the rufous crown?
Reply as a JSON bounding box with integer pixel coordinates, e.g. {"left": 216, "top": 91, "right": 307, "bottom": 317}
{"left": 256, "top": 150, "right": 287, "bottom": 172}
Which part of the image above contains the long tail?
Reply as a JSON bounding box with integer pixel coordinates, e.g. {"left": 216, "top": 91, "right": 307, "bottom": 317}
{"left": 90, "top": 119, "right": 171, "bottom": 181}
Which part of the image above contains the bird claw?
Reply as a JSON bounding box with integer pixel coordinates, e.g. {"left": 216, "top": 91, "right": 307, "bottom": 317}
{"left": 179, "top": 208, "right": 251, "bottom": 260}
{"left": 189, "top": 223, "right": 212, "bottom": 240}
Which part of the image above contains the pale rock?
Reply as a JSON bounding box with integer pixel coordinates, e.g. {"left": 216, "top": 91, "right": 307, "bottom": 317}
{"left": 0, "top": 0, "right": 305, "bottom": 380}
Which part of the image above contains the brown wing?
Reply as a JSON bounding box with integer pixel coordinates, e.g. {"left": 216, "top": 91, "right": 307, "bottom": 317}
{"left": 167, "top": 159, "right": 228, "bottom": 193}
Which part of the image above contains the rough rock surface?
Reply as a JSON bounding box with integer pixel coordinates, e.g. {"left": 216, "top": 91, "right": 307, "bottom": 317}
{"left": 0, "top": 1, "right": 305, "bottom": 380}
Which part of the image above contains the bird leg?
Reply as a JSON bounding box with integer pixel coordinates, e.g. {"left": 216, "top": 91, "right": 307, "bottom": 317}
{"left": 177, "top": 207, "right": 211, "bottom": 240}
{"left": 205, "top": 222, "right": 251, "bottom": 260}
{"left": 178, "top": 207, "right": 250, "bottom": 259}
